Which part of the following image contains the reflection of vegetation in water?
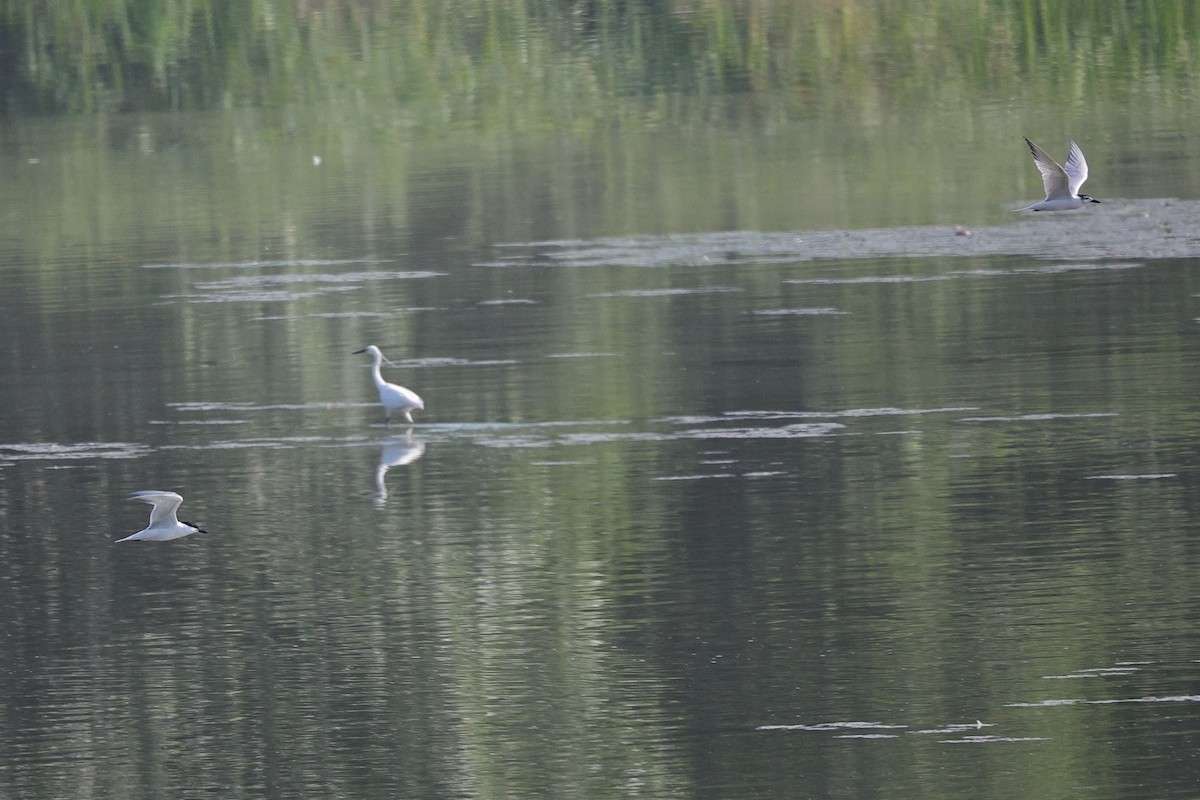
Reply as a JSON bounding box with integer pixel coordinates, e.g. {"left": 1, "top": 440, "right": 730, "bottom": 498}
{"left": 1, "top": 0, "right": 1198, "bottom": 115}
{"left": 4, "top": 6, "right": 1200, "bottom": 796}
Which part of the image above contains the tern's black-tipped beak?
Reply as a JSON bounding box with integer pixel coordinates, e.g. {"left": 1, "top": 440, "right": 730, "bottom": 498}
{"left": 352, "top": 348, "right": 367, "bottom": 354}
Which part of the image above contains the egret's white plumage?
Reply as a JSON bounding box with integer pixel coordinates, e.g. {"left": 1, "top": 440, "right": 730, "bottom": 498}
{"left": 353, "top": 345, "right": 424, "bottom": 425}
{"left": 1023, "top": 137, "right": 1101, "bottom": 211}
{"left": 116, "top": 491, "right": 207, "bottom": 542}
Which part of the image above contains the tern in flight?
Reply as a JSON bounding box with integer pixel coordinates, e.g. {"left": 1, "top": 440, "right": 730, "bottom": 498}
{"left": 116, "top": 491, "right": 207, "bottom": 542}
{"left": 1022, "top": 137, "right": 1101, "bottom": 211}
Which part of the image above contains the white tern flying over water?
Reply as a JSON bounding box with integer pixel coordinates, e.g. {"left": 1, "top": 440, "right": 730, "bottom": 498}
{"left": 115, "top": 491, "right": 207, "bottom": 542}
{"left": 1022, "top": 137, "right": 1101, "bottom": 211}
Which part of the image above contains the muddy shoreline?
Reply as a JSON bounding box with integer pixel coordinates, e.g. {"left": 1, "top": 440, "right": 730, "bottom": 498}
{"left": 496, "top": 199, "right": 1200, "bottom": 267}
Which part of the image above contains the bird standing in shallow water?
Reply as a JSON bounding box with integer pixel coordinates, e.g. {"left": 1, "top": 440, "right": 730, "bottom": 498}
{"left": 1022, "top": 137, "right": 1102, "bottom": 211}
{"left": 353, "top": 345, "right": 424, "bottom": 425}
{"left": 116, "top": 491, "right": 206, "bottom": 542}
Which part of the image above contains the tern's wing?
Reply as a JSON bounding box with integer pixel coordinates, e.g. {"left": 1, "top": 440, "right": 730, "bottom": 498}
{"left": 1063, "top": 140, "right": 1089, "bottom": 195}
{"left": 130, "top": 490, "right": 183, "bottom": 525}
{"left": 1024, "top": 137, "right": 1070, "bottom": 200}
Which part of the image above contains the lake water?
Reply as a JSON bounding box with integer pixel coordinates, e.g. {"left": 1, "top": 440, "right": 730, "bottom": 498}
{"left": 4, "top": 3, "right": 1200, "bottom": 799}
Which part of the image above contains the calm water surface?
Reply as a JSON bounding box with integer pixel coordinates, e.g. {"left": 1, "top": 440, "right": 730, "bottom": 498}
{"left": 5, "top": 13, "right": 1200, "bottom": 800}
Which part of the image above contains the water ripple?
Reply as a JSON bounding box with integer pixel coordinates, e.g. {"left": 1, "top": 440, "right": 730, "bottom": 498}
{"left": 1008, "top": 695, "right": 1200, "bottom": 708}
{"left": 960, "top": 412, "right": 1118, "bottom": 423}
{"left": 140, "top": 258, "right": 389, "bottom": 270}
{"left": 193, "top": 271, "right": 443, "bottom": 289}
{"left": 939, "top": 736, "right": 1051, "bottom": 744}
{"left": 169, "top": 401, "right": 364, "bottom": 412}
{"left": 757, "top": 721, "right": 908, "bottom": 732}
{"left": 1084, "top": 473, "right": 1176, "bottom": 481}
{"left": 748, "top": 307, "right": 849, "bottom": 316}
{"left": 587, "top": 286, "right": 743, "bottom": 298}
{"left": 0, "top": 442, "right": 150, "bottom": 462}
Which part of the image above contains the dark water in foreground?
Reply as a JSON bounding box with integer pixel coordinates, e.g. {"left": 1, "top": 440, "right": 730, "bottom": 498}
{"left": 5, "top": 224, "right": 1200, "bottom": 797}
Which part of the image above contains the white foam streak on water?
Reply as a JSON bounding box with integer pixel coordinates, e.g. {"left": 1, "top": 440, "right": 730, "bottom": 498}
{"left": 587, "top": 286, "right": 744, "bottom": 298}
{"left": 389, "top": 357, "right": 522, "bottom": 368}
{"left": 748, "top": 307, "right": 849, "bottom": 316}
{"left": 167, "top": 287, "right": 361, "bottom": 303}
{"left": 545, "top": 352, "right": 621, "bottom": 359}
{"left": 193, "top": 271, "right": 445, "bottom": 289}
{"left": 757, "top": 721, "right": 908, "bottom": 732}
{"left": 0, "top": 442, "right": 150, "bottom": 461}
{"left": 148, "top": 419, "right": 253, "bottom": 426}
{"left": 478, "top": 298, "right": 537, "bottom": 305}
{"left": 1084, "top": 473, "right": 1176, "bottom": 481}
{"left": 687, "top": 423, "right": 844, "bottom": 439}
{"left": 1008, "top": 695, "right": 1200, "bottom": 708}
{"left": 960, "top": 412, "right": 1119, "bottom": 422}
{"left": 652, "top": 474, "right": 737, "bottom": 481}
{"left": 168, "top": 401, "right": 366, "bottom": 412}
{"left": 939, "top": 736, "right": 1051, "bottom": 744}
{"left": 675, "top": 406, "right": 979, "bottom": 423}
{"left": 140, "top": 258, "right": 391, "bottom": 270}
{"left": 785, "top": 262, "right": 1145, "bottom": 285}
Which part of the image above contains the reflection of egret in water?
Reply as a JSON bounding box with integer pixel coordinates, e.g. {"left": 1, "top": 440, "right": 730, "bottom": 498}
{"left": 374, "top": 437, "right": 426, "bottom": 506}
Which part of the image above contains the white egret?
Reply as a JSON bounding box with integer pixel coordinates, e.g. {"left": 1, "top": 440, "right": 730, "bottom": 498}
{"left": 353, "top": 345, "right": 425, "bottom": 425}
{"left": 115, "top": 491, "right": 207, "bottom": 542}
